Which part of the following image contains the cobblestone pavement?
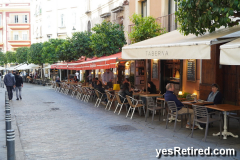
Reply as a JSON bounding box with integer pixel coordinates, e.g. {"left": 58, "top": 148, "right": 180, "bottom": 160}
{"left": 2, "top": 83, "right": 240, "bottom": 160}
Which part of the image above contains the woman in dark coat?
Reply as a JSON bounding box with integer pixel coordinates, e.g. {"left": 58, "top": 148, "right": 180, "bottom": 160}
{"left": 207, "top": 83, "right": 223, "bottom": 104}
{"left": 119, "top": 83, "right": 132, "bottom": 98}
{"left": 94, "top": 80, "right": 105, "bottom": 93}
{"left": 147, "top": 81, "right": 157, "bottom": 94}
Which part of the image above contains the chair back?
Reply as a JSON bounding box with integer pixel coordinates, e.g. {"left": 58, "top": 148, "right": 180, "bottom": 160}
{"left": 166, "top": 101, "right": 178, "bottom": 113}
{"left": 115, "top": 93, "right": 122, "bottom": 104}
{"left": 106, "top": 92, "right": 111, "bottom": 100}
{"left": 95, "top": 89, "right": 102, "bottom": 99}
{"left": 146, "top": 97, "right": 155, "bottom": 106}
{"left": 192, "top": 105, "right": 208, "bottom": 118}
{"left": 126, "top": 95, "right": 135, "bottom": 108}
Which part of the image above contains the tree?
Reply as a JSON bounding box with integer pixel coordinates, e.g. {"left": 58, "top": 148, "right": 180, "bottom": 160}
{"left": 28, "top": 43, "right": 44, "bottom": 65}
{"left": 70, "top": 31, "right": 93, "bottom": 58}
{"left": 16, "top": 47, "right": 29, "bottom": 64}
{"left": 28, "top": 43, "right": 45, "bottom": 79}
{"left": 0, "top": 52, "right": 7, "bottom": 66}
{"left": 56, "top": 39, "right": 79, "bottom": 78}
{"left": 42, "top": 39, "right": 66, "bottom": 64}
{"left": 175, "top": 0, "right": 240, "bottom": 36}
{"left": 90, "top": 21, "right": 126, "bottom": 57}
{"left": 128, "top": 13, "right": 166, "bottom": 43}
{"left": 6, "top": 51, "right": 16, "bottom": 63}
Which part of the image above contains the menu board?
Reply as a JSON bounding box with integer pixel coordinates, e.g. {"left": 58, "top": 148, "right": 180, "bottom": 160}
{"left": 152, "top": 61, "right": 158, "bottom": 79}
{"left": 135, "top": 60, "right": 145, "bottom": 86}
{"left": 187, "top": 59, "right": 196, "bottom": 82}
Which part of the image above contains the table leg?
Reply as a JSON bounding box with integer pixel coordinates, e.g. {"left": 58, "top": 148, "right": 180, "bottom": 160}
{"left": 213, "top": 111, "right": 238, "bottom": 139}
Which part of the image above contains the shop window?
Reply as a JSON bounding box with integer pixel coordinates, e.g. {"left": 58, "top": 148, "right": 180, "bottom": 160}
{"left": 141, "top": 0, "right": 147, "bottom": 17}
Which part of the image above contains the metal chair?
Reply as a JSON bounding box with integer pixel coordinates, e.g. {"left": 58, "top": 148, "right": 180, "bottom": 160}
{"left": 106, "top": 92, "right": 117, "bottom": 110}
{"left": 191, "top": 105, "right": 222, "bottom": 142}
{"left": 114, "top": 93, "right": 128, "bottom": 114}
{"left": 145, "top": 97, "right": 164, "bottom": 123}
{"left": 165, "top": 101, "right": 191, "bottom": 132}
{"left": 126, "top": 95, "right": 146, "bottom": 119}
{"left": 94, "top": 89, "right": 104, "bottom": 107}
{"left": 227, "top": 111, "right": 240, "bottom": 130}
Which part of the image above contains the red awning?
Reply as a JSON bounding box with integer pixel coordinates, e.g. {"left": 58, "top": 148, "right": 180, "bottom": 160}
{"left": 51, "top": 52, "right": 121, "bottom": 70}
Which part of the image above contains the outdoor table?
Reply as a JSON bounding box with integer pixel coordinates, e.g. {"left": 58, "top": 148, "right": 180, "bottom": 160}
{"left": 204, "top": 104, "right": 240, "bottom": 139}
{"left": 182, "top": 101, "right": 214, "bottom": 106}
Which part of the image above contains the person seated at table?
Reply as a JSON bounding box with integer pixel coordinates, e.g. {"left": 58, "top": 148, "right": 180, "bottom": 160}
{"left": 95, "top": 80, "right": 108, "bottom": 104}
{"left": 73, "top": 76, "right": 79, "bottom": 83}
{"left": 56, "top": 77, "right": 61, "bottom": 87}
{"left": 164, "top": 83, "right": 198, "bottom": 129}
{"left": 123, "top": 78, "right": 131, "bottom": 89}
{"left": 92, "top": 78, "right": 98, "bottom": 88}
{"left": 207, "top": 83, "right": 223, "bottom": 104}
{"left": 142, "top": 81, "right": 157, "bottom": 94}
{"left": 119, "top": 83, "right": 133, "bottom": 102}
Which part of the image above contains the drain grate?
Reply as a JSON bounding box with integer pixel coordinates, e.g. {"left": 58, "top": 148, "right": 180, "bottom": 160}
{"left": 110, "top": 125, "right": 137, "bottom": 132}
{"left": 44, "top": 102, "right": 55, "bottom": 103}
{"left": 51, "top": 108, "right": 59, "bottom": 111}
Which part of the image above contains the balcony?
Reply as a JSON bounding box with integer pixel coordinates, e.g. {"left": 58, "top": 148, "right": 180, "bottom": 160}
{"left": 128, "top": 13, "right": 177, "bottom": 44}
{"left": 8, "top": 37, "right": 30, "bottom": 41}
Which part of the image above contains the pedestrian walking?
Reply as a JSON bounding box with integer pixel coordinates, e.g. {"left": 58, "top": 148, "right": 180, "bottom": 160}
{"left": 4, "top": 71, "right": 16, "bottom": 101}
{"left": 15, "top": 71, "right": 23, "bottom": 100}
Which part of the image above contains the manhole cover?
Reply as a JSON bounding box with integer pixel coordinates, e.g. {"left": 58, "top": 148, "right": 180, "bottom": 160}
{"left": 110, "top": 125, "right": 137, "bottom": 132}
{"left": 44, "top": 102, "right": 55, "bottom": 104}
{"left": 51, "top": 108, "right": 59, "bottom": 111}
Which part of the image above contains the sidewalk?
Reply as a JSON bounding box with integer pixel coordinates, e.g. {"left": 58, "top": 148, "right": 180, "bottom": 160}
{"left": 0, "top": 88, "right": 7, "bottom": 160}
{"left": 0, "top": 86, "right": 25, "bottom": 160}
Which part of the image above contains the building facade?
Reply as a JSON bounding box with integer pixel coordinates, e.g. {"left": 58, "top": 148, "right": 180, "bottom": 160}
{"left": 79, "top": 0, "right": 130, "bottom": 40}
{"left": 31, "top": 0, "right": 85, "bottom": 44}
{"left": 0, "top": 0, "right": 31, "bottom": 52}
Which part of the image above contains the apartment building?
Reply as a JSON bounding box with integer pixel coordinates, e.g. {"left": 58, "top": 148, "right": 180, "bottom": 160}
{"left": 0, "top": 0, "right": 31, "bottom": 52}
{"left": 79, "top": 0, "right": 130, "bottom": 40}
{"left": 31, "top": 0, "right": 82, "bottom": 43}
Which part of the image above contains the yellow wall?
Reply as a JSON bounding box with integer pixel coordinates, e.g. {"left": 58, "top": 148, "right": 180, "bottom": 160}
{"left": 182, "top": 59, "right": 201, "bottom": 99}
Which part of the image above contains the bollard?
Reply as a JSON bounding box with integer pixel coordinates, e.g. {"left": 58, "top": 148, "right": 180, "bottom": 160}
{"left": 5, "top": 117, "right": 11, "bottom": 133}
{"left": 5, "top": 105, "right": 10, "bottom": 114}
{"left": 6, "top": 130, "right": 15, "bottom": 160}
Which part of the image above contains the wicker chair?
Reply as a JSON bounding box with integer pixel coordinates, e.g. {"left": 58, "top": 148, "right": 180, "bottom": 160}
{"left": 114, "top": 93, "right": 128, "bottom": 115}
{"left": 126, "top": 95, "right": 145, "bottom": 119}
{"left": 94, "top": 89, "right": 104, "bottom": 107}
{"left": 106, "top": 91, "right": 117, "bottom": 110}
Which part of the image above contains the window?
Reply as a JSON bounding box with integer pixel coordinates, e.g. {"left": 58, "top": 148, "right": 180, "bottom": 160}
{"left": 14, "top": 15, "right": 18, "bottom": 23}
{"left": 61, "top": 14, "right": 65, "bottom": 27}
{"left": 72, "top": 12, "right": 76, "bottom": 25}
{"left": 141, "top": 0, "right": 147, "bottom": 17}
{"left": 22, "top": 15, "right": 28, "bottom": 23}
{"left": 22, "top": 31, "right": 28, "bottom": 40}
{"left": 14, "top": 33, "right": 18, "bottom": 40}
{"left": 87, "top": 21, "right": 91, "bottom": 32}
